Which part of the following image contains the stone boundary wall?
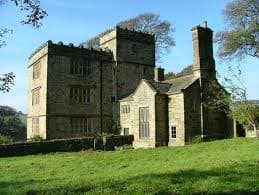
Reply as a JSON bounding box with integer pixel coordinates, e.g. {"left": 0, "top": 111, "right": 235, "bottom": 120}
{"left": 0, "top": 135, "right": 134, "bottom": 157}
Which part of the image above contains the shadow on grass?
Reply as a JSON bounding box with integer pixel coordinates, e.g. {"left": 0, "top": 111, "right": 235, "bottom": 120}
{"left": 0, "top": 161, "right": 258, "bottom": 194}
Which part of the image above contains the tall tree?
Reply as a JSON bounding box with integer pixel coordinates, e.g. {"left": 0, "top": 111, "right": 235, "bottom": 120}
{"left": 215, "top": 0, "right": 259, "bottom": 60}
{"left": 84, "top": 13, "right": 175, "bottom": 62}
{"left": 0, "top": 0, "right": 47, "bottom": 92}
{"left": 206, "top": 67, "right": 259, "bottom": 137}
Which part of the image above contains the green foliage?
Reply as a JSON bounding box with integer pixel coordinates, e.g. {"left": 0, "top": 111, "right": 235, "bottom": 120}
{"left": 0, "top": 72, "right": 15, "bottom": 93}
{"left": 0, "top": 134, "right": 13, "bottom": 145}
{"left": 231, "top": 102, "right": 259, "bottom": 131}
{"left": 215, "top": 0, "right": 259, "bottom": 59}
{"left": 84, "top": 13, "right": 175, "bottom": 62}
{"left": 189, "top": 135, "right": 203, "bottom": 144}
{"left": 30, "top": 135, "right": 43, "bottom": 142}
{"left": 0, "top": 105, "right": 26, "bottom": 141}
{"left": 164, "top": 72, "right": 175, "bottom": 80}
{"left": 112, "top": 120, "right": 121, "bottom": 135}
{"left": 0, "top": 138, "right": 258, "bottom": 194}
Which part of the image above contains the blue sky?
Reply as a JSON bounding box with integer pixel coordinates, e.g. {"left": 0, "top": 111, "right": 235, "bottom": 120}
{"left": 0, "top": 0, "right": 258, "bottom": 113}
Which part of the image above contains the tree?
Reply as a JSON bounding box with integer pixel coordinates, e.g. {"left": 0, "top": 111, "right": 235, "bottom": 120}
{"left": 215, "top": 0, "right": 259, "bottom": 60}
{"left": 0, "top": 0, "right": 47, "bottom": 92}
{"left": 0, "top": 105, "right": 26, "bottom": 141}
{"left": 0, "top": 72, "right": 15, "bottom": 93}
{"left": 164, "top": 72, "right": 175, "bottom": 80}
{"left": 206, "top": 67, "right": 259, "bottom": 137}
{"left": 84, "top": 13, "right": 175, "bottom": 62}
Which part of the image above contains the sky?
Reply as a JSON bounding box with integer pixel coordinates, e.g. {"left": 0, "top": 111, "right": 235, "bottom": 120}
{"left": 0, "top": 0, "right": 258, "bottom": 113}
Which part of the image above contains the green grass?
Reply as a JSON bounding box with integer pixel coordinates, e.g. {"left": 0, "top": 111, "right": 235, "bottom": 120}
{"left": 0, "top": 138, "right": 258, "bottom": 194}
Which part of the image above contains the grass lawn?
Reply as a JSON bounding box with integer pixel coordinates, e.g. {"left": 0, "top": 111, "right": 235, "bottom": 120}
{"left": 0, "top": 138, "right": 258, "bottom": 194}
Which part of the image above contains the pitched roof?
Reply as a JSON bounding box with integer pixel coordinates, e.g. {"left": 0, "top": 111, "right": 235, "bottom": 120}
{"left": 119, "top": 75, "right": 199, "bottom": 102}
{"left": 164, "top": 75, "right": 198, "bottom": 94}
{"left": 145, "top": 80, "right": 171, "bottom": 94}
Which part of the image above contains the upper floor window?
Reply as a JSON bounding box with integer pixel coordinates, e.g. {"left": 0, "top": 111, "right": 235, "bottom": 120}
{"left": 143, "top": 67, "right": 147, "bottom": 76}
{"left": 121, "top": 105, "right": 130, "bottom": 114}
{"left": 70, "top": 87, "right": 91, "bottom": 104}
{"left": 171, "top": 126, "right": 176, "bottom": 138}
{"left": 131, "top": 43, "right": 137, "bottom": 55}
{"left": 32, "top": 88, "right": 40, "bottom": 105}
{"left": 70, "top": 118, "right": 91, "bottom": 133}
{"left": 33, "top": 62, "right": 41, "bottom": 79}
{"left": 70, "top": 59, "right": 91, "bottom": 77}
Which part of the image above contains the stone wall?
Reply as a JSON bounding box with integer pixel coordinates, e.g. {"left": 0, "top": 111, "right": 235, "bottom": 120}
{"left": 120, "top": 80, "right": 157, "bottom": 148}
{"left": 155, "top": 94, "right": 168, "bottom": 146}
{"left": 27, "top": 43, "right": 49, "bottom": 139}
{"left": 0, "top": 135, "right": 134, "bottom": 157}
{"left": 27, "top": 42, "right": 114, "bottom": 139}
{"left": 183, "top": 80, "right": 201, "bottom": 142}
{"left": 168, "top": 93, "right": 185, "bottom": 146}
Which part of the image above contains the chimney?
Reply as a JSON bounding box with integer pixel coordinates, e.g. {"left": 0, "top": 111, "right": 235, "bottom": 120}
{"left": 154, "top": 67, "right": 164, "bottom": 82}
{"left": 191, "top": 22, "right": 216, "bottom": 79}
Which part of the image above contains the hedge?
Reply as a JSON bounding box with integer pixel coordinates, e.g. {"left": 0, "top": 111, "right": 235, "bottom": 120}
{"left": 0, "top": 135, "right": 134, "bottom": 157}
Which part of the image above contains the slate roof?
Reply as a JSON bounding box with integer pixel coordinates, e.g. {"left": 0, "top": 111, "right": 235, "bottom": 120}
{"left": 163, "top": 74, "right": 198, "bottom": 94}
{"left": 119, "top": 74, "right": 198, "bottom": 102}
{"left": 146, "top": 80, "right": 171, "bottom": 94}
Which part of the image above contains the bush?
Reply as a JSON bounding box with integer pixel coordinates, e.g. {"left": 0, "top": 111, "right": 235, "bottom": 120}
{"left": 30, "top": 135, "right": 44, "bottom": 142}
{"left": 0, "top": 134, "right": 13, "bottom": 145}
{"left": 190, "top": 135, "right": 203, "bottom": 144}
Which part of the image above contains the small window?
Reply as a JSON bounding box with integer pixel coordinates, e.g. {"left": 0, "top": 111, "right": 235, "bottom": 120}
{"left": 131, "top": 43, "right": 137, "bottom": 55}
{"left": 143, "top": 67, "right": 147, "bottom": 76}
{"left": 124, "top": 128, "right": 129, "bottom": 135}
{"left": 171, "top": 126, "right": 176, "bottom": 138}
{"left": 33, "top": 62, "right": 41, "bottom": 79}
{"left": 121, "top": 105, "right": 130, "bottom": 114}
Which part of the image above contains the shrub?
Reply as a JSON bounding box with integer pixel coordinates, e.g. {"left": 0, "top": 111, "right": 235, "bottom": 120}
{"left": 190, "top": 135, "right": 203, "bottom": 144}
{"left": 0, "top": 134, "right": 13, "bottom": 145}
{"left": 30, "top": 135, "right": 44, "bottom": 142}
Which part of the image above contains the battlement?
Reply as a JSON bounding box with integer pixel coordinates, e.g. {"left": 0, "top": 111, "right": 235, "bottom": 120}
{"left": 100, "top": 26, "right": 155, "bottom": 45}
{"left": 116, "top": 26, "right": 155, "bottom": 44}
{"left": 29, "top": 40, "right": 113, "bottom": 61}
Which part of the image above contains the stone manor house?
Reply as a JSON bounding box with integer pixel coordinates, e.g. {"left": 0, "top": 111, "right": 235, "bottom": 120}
{"left": 27, "top": 23, "right": 231, "bottom": 148}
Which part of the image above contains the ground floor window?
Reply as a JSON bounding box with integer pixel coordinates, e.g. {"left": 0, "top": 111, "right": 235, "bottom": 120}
{"left": 32, "top": 117, "right": 39, "bottom": 134}
{"left": 124, "top": 128, "right": 129, "bottom": 135}
{"left": 171, "top": 126, "right": 176, "bottom": 138}
{"left": 70, "top": 118, "right": 91, "bottom": 133}
{"left": 139, "top": 107, "right": 149, "bottom": 139}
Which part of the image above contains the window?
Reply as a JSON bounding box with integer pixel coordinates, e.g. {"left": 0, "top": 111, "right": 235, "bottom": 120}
{"left": 70, "top": 118, "right": 91, "bottom": 132}
{"left": 70, "top": 87, "right": 91, "bottom": 104}
{"left": 143, "top": 67, "right": 147, "bottom": 76}
{"left": 33, "top": 62, "right": 41, "bottom": 79}
{"left": 131, "top": 43, "right": 137, "bottom": 55}
{"left": 70, "top": 59, "right": 91, "bottom": 77}
{"left": 139, "top": 107, "right": 149, "bottom": 139}
{"left": 124, "top": 128, "right": 129, "bottom": 135}
{"left": 32, "top": 117, "right": 39, "bottom": 134}
{"left": 171, "top": 126, "right": 176, "bottom": 138}
{"left": 121, "top": 105, "right": 130, "bottom": 114}
{"left": 32, "top": 88, "right": 40, "bottom": 105}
